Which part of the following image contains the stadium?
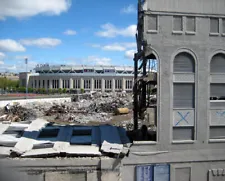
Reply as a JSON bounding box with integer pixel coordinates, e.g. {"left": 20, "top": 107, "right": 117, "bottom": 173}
{"left": 19, "top": 64, "right": 136, "bottom": 92}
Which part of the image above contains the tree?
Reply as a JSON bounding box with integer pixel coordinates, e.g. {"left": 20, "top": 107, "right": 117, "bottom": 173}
{"left": 0, "top": 77, "right": 19, "bottom": 90}
{"left": 18, "top": 87, "right": 26, "bottom": 93}
{"left": 48, "top": 89, "right": 53, "bottom": 94}
{"left": 63, "top": 88, "right": 67, "bottom": 94}
{"left": 80, "top": 88, "right": 85, "bottom": 94}
{"left": 58, "top": 88, "right": 63, "bottom": 94}
{"left": 28, "top": 88, "right": 33, "bottom": 93}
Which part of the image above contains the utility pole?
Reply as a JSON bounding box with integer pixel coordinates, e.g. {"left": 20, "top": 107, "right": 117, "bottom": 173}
{"left": 25, "top": 57, "right": 28, "bottom": 99}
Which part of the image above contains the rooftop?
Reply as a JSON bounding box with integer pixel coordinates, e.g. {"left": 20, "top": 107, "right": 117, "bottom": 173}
{"left": 0, "top": 119, "right": 131, "bottom": 158}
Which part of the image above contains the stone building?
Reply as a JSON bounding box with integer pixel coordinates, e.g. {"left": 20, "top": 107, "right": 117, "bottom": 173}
{"left": 19, "top": 65, "right": 134, "bottom": 92}
{"left": 127, "top": 0, "right": 225, "bottom": 181}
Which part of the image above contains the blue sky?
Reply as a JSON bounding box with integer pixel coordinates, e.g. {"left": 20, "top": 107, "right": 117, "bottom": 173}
{"left": 0, "top": 0, "right": 137, "bottom": 72}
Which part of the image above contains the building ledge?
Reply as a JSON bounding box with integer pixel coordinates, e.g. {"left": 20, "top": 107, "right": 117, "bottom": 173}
{"left": 185, "top": 31, "right": 196, "bottom": 35}
{"left": 133, "top": 141, "right": 157, "bottom": 145}
{"left": 147, "top": 30, "right": 158, "bottom": 34}
{"left": 172, "top": 140, "right": 195, "bottom": 144}
{"left": 209, "top": 32, "right": 219, "bottom": 36}
{"left": 172, "top": 31, "right": 183, "bottom": 35}
{"left": 209, "top": 139, "right": 225, "bottom": 143}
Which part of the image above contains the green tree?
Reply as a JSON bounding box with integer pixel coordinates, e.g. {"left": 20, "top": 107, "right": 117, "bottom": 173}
{"left": 28, "top": 88, "right": 33, "bottom": 93}
{"left": 18, "top": 87, "right": 26, "bottom": 93}
{"left": 63, "top": 88, "right": 67, "bottom": 94}
{"left": 80, "top": 88, "right": 85, "bottom": 94}
{"left": 58, "top": 88, "right": 63, "bottom": 94}
{"left": 42, "top": 88, "right": 46, "bottom": 94}
{"left": 48, "top": 89, "right": 53, "bottom": 94}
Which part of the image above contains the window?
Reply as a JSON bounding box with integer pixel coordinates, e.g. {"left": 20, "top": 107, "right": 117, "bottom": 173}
{"left": 223, "top": 19, "right": 225, "bottom": 34}
{"left": 209, "top": 54, "right": 225, "bottom": 140}
{"left": 63, "top": 80, "right": 69, "bottom": 89}
{"left": 84, "top": 79, "right": 91, "bottom": 89}
{"left": 148, "top": 15, "right": 158, "bottom": 31}
{"left": 73, "top": 79, "right": 80, "bottom": 89}
{"left": 52, "top": 80, "right": 59, "bottom": 89}
{"left": 173, "top": 16, "right": 183, "bottom": 31}
{"left": 173, "top": 52, "right": 196, "bottom": 141}
{"left": 186, "top": 17, "right": 196, "bottom": 32}
{"left": 43, "top": 80, "right": 45, "bottom": 88}
{"left": 173, "top": 83, "right": 195, "bottom": 108}
{"left": 174, "top": 52, "right": 195, "bottom": 73}
{"left": 210, "top": 18, "right": 219, "bottom": 33}
{"left": 125, "top": 80, "right": 133, "bottom": 90}
{"left": 94, "top": 79, "right": 101, "bottom": 89}
{"left": 47, "top": 80, "right": 49, "bottom": 89}
{"left": 210, "top": 53, "right": 225, "bottom": 73}
{"left": 115, "top": 79, "right": 122, "bottom": 90}
{"left": 105, "top": 80, "right": 112, "bottom": 90}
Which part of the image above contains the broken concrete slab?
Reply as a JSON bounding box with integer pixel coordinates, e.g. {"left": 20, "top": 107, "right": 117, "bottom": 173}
{"left": 101, "top": 140, "right": 123, "bottom": 154}
{"left": 11, "top": 119, "right": 48, "bottom": 155}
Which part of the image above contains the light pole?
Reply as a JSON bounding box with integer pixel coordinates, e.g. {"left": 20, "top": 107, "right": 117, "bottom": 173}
{"left": 25, "top": 57, "right": 28, "bottom": 99}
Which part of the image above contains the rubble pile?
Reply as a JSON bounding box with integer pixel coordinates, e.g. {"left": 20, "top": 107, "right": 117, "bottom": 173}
{"left": 43, "top": 92, "right": 133, "bottom": 124}
{"left": 0, "top": 92, "right": 133, "bottom": 127}
{"left": 88, "top": 97, "right": 131, "bottom": 113}
{"left": 0, "top": 104, "right": 37, "bottom": 122}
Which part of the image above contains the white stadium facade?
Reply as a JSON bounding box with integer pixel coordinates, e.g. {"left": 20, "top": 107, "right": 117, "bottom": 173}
{"left": 19, "top": 64, "right": 135, "bottom": 92}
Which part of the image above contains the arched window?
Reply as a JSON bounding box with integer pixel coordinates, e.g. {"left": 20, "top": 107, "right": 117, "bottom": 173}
{"left": 173, "top": 52, "right": 196, "bottom": 141}
{"left": 210, "top": 53, "right": 225, "bottom": 73}
{"left": 174, "top": 52, "right": 195, "bottom": 73}
{"left": 209, "top": 53, "right": 225, "bottom": 140}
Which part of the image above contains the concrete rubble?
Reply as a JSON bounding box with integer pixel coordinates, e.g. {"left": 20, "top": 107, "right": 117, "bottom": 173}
{"left": 0, "top": 92, "right": 134, "bottom": 129}
{"left": 0, "top": 120, "right": 132, "bottom": 158}
{"left": 0, "top": 103, "right": 37, "bottom": 123}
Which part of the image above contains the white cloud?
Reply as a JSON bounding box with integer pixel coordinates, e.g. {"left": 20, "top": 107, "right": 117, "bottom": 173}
{"left": 125, "top": 49, "right": 136, "bottom": 59}
{"left": 0, "top": 39, "right": 26, "bottom": 52}
{"left": 0, "top": 52, "right": 5, "bottom": 59}
{"left": 0, "top": 60, "right": 4, "bottom": 65}
{"left": 91, "top": 42, "right": 136, "bottom": 52}
{"left": 121, "top": 4, "right": 136, "bottom": 14}
{"left": 84, "top": 56, "right": 111, "bottom": 65}
{"left": 63, "top": 29, "right": 77, "bottom": 35}
{"left": 15, "top": 55, "right": 31, "bottom": 60}
{"left": 96, "top": 23, "right": 136, "bottom": 38}
{"left": 20, "top": 38, "right": 61, "bottom": 48}
{"left": 102, "top": 44, "right": 126, "bottom": 51}
{"left": 0, "top": 0, "right": 71, "bottom": 19}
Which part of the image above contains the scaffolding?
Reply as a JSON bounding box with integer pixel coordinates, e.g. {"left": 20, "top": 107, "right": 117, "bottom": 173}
{"left": 133, "top": 0, "right": 157, "bottom": 131}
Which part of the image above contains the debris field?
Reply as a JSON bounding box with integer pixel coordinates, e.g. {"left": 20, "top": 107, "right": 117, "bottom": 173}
{"left": 0, "top": 92, "right": 134, "bottom": 129}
